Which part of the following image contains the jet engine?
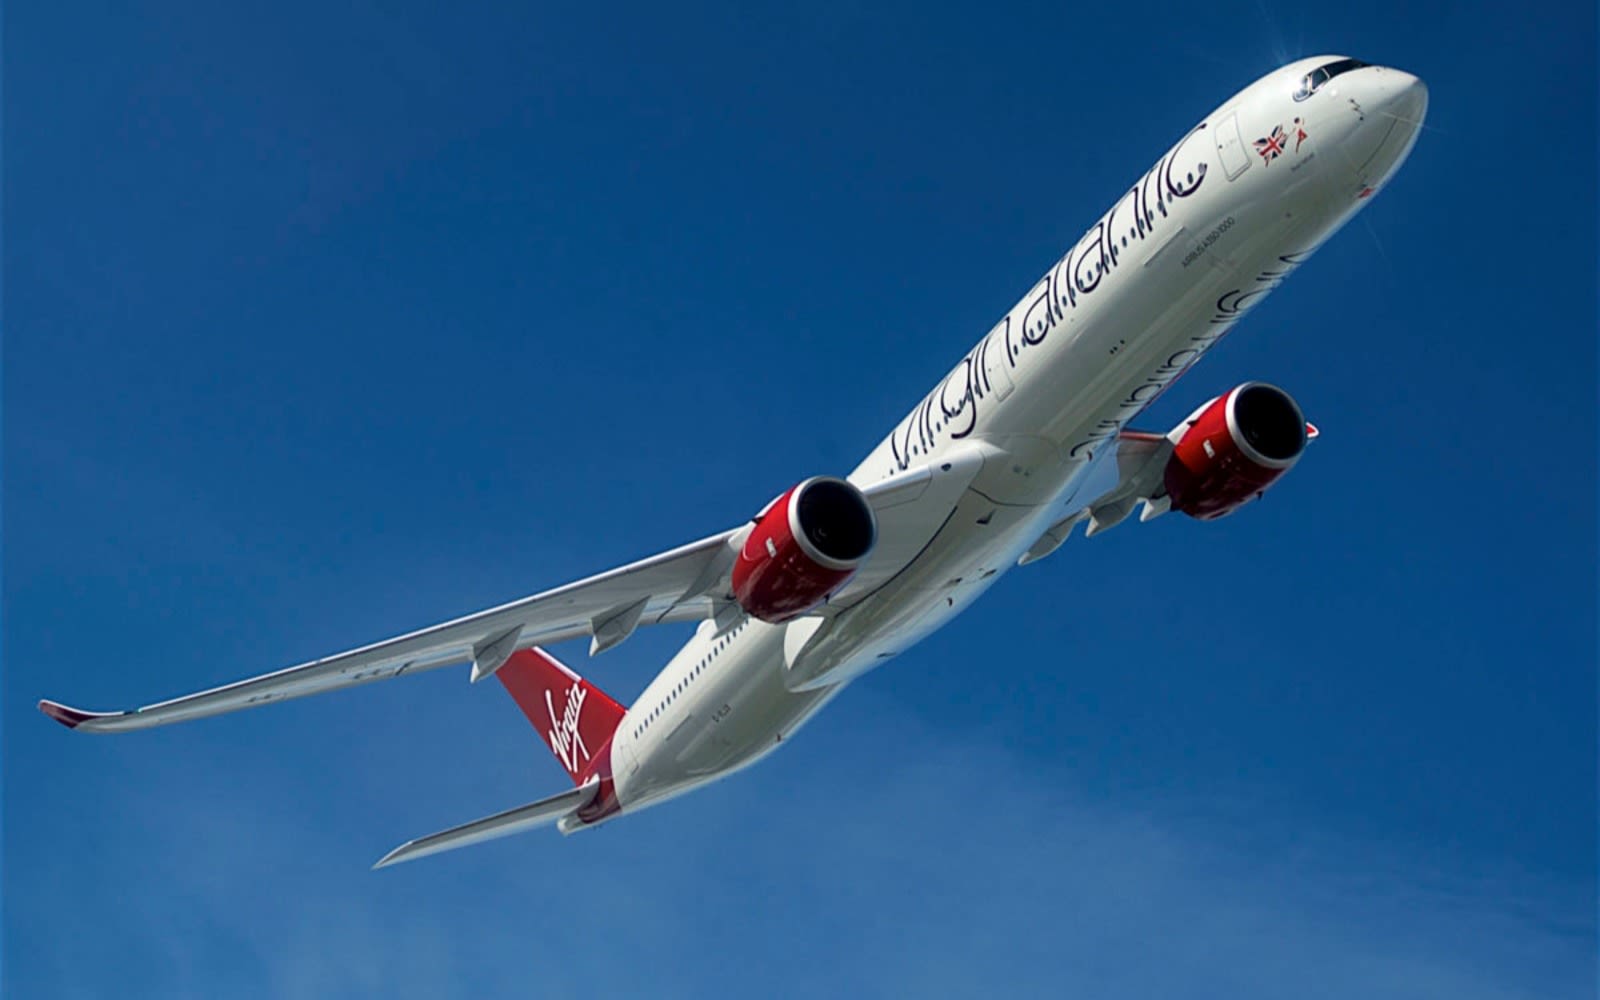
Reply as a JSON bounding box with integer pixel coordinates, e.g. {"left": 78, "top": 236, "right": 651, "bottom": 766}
{"left": 1164, "top": 382, "right": 1309, "bottom": 520}
{"left": 731, "top": 477, "right": 877, "bottom": 623}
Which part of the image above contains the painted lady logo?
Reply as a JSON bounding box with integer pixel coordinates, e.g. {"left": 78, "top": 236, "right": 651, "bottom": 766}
{"left": 546, "top": 682, "right": 590, "bottom": 775}
{"left": 1292, "top": 118, "right": 1308, "bottom": 153}
{"left": 1254, "top": 125, "right": 1287, "bottom": 164}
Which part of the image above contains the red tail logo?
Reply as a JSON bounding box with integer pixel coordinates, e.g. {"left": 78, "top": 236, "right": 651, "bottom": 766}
{"left": 545, "top": 682, "right": 590, "bottom": 774}
{"left": 497, "top": 648, "right": 627, "bottom": 785}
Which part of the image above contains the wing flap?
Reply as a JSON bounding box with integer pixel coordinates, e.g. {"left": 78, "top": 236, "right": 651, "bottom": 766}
{"left": 372, "top": 781, "right": 597, "bottom": 869}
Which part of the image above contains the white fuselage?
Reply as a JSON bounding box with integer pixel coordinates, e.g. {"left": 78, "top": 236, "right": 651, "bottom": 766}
{"left": 598, "top": 57, "right": 1426, "bottom": 825}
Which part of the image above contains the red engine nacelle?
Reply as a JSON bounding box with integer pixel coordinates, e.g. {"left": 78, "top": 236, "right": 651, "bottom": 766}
{"left": 731, "top": 477, "right": 877, "bottom": 623}
{"left": 1164, "top": 382, "right": 1310, "bottom": 520}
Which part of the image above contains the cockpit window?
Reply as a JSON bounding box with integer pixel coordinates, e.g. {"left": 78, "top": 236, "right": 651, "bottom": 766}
{"left": 1292, "top": 58, "right": 1369, "bottom": 101}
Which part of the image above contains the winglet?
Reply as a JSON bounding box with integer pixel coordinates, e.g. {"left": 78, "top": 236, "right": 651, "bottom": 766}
{"left": 38, "top": 700, "right": 127, "bottom": 731}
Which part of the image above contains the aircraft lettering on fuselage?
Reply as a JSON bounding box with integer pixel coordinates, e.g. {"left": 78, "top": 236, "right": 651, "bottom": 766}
{"left": 546, "top": 683, "right": 590, "bottom": 774}
{"left": 889, "top": 126, "right": 1212, "bottom": 471}
{"left": 1208, "top": 250, "right": 1316, "bottom": 326}
{"left": 1061, "top": 250, "right": 1316, "bottom": 460}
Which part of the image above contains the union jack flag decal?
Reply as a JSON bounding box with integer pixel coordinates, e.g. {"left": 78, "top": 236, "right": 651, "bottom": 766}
{"left": 1254, "top": 125, "right": 1287, "bottom": 164}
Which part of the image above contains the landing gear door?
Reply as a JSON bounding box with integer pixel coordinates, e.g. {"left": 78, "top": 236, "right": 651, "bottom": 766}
{"left": 1214, "top": 112, "right": 1251, "bottom": 181}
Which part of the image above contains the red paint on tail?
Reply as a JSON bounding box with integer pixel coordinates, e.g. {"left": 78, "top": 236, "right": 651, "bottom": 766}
{"left": 497, "top": 648, "right": 627, "bottom": 788}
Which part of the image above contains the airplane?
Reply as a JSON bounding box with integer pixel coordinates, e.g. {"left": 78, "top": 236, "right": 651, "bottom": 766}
{"left": 40, "top": 56, "right": 1428, "bottom": 868}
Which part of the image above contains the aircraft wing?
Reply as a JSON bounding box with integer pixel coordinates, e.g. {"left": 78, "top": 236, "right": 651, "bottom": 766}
{"left": 37, "top": 526, "right": 741, "bottom": 733}
{"left": 38, "top": 460, "right": 964, "bottom": 735}
{"left": 1016, "top": 430, "right": 1174, "bottom": 565}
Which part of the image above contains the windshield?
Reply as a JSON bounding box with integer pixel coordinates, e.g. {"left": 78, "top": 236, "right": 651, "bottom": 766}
{"left": 1293, "top": 58, "right": 1369, "bottom": 101}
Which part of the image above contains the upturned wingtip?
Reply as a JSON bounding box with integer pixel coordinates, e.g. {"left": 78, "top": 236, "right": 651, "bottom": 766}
{"left": 39, "top": 699, "right": 91, "bottom": 729}
{"left": 38, "top": 700, "right": 126, "bottom": 731}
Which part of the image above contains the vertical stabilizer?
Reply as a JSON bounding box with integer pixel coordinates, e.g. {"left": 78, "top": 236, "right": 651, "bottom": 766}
{"left": 497, "top": 648, "right": 627, "bottom": 785}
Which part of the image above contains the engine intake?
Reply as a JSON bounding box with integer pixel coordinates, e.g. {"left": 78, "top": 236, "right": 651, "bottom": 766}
{"left": 1165, "top": 382, "right": 1309, "bottom": 520}
{"left": 731, "top": 477, "right": 877, "bottom": 623}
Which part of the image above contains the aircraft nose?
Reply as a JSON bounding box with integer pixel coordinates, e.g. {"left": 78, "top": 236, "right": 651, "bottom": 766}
{"left": 1376, "top": 70, "right": 1429, "bottom": 126}
{"left": 1345, "top": 67, "right": 1428, "bottom": 187}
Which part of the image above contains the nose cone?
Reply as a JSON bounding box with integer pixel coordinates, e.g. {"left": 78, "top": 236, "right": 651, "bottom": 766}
{"left": 1347, "top": 67, "right": 1428, "bottom": 186}
{"left": 1376, "top": 70, "right": 1429, "bottom": 126}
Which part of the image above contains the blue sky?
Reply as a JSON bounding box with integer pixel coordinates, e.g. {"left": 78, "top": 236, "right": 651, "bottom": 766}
{"left": 5, "top": 2, "right": 1594, "bottom": 997}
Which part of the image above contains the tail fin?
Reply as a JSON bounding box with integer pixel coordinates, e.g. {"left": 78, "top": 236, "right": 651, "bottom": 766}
{"left": 497, "top": 647, "right": 627, "bottom": 785}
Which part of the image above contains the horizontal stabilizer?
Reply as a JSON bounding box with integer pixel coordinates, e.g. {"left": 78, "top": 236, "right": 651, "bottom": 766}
{"left": 373, "top": 781, "right": 598, "bottom": 870}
